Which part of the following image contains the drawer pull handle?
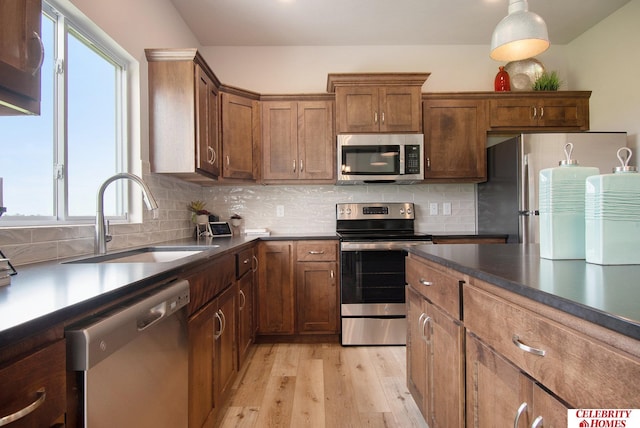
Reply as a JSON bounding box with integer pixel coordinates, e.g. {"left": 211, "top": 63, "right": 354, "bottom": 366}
{"left": 513, "top": 402, "right": 527, "bottom": 428}
{"left": 512, "top": 335, "right": 546, "bottom": 356}
{"left": 0, "top": 387, "right": 46, "bottom": 426}
{"left": 239, "top": 290, "right": 246, "bottom": 310}
{"left": 308, "top": 250, "right": 325, "bottom": 255}
{"left": 419, "top": 278, "right": 433, "bottom": 286}
{"left": 531, "top": 416, "right": 543, "bottom": 428}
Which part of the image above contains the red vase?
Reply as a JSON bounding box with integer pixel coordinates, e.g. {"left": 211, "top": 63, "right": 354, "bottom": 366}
{"left": 494, "top": 66, "right": 511, "bottom": 92}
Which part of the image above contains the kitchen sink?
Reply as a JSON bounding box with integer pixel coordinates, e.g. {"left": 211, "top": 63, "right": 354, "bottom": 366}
{"left": 67, "top": 246, "right": 218, "bottom": 264}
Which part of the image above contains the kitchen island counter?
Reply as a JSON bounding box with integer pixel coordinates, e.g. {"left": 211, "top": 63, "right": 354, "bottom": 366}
{"left": 407, "top": 243, "right": 640, "bottom": 340}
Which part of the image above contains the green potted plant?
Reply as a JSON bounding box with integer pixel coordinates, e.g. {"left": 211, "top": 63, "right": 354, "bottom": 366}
{"left": 532, "top": 71, "right": 562, "bottom": 91}
{"left": 187, "top": 200, "right": 210, "bottom": 224}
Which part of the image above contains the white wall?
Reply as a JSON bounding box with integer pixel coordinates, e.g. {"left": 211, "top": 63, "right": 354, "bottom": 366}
{"left": 566, "top": 0, "right": 640, "bottom": 156}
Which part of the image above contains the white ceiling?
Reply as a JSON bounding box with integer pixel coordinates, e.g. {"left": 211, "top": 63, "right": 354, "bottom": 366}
{"left": 170, "top": 0, "right": 630, "bottom": 47}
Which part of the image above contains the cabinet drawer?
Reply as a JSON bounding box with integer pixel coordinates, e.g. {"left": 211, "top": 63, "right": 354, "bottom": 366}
{"left": 406, "top": 255, "right": 461, "bottom": 319}
{"left": 296, "top": 240, "right": 337, "bottom": 262}
{"left": 188, "top": 253, "right": 235, "bottom": 314}
{"left": 464, "top": 285, "right": 640, "bottom": 408}
{"left": 236, "top": 247, "right": 255, "bottom": 279}
{"left": 0, "top": 340, "right": 66, "bottom": 427}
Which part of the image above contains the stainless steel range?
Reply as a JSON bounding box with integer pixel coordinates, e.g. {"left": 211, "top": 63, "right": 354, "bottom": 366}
{"left": 337, "top": 202, "right": 432, "bottom": 345}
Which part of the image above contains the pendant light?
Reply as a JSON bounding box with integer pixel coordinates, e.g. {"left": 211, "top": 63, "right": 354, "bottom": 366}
{"left": 490, "top": 0, "right": 549, "bottom": 62}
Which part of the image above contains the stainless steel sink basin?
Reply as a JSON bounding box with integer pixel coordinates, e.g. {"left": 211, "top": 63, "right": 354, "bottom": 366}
{"left": 67, "top": 246, "right": 219, "bottom": 264}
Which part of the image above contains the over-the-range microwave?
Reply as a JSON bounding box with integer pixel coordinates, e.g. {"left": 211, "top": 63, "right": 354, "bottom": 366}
{"left": 336, "top": 134, "right": 424, "bottom": 184}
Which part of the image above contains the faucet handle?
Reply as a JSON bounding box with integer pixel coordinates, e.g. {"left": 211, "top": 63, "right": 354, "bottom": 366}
{"left": 105, "top": 220, "right": 113, "bottom": 243}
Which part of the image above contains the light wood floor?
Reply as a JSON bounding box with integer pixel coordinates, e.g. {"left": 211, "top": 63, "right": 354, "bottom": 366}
{"left": 217, "top": 343, "right": 428, "bottom": 428}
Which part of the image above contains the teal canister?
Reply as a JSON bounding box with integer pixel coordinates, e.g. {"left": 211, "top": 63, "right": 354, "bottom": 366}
{"left": 539, "top": 143, "right": 599, "bottom": 259}
{"left": 585, "top": 147, "right": 640, "bottom": 265}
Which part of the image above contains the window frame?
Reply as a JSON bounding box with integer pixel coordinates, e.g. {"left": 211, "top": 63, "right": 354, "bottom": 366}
{"left": 0, "top": 0, "right": 139, "bottom": 227}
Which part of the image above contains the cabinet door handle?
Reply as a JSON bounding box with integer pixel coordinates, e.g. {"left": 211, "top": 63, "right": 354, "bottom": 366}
{"left": 530, "top": 416, "right": 543, "bottom": 428}
{"left": 330, "top": 270, "right": 334, "bottom": 280}
{"left": 293, "top": 159, "right": 296, "bottom": 173}
{"left": 423, "top": 316, "right": 432, "bottom": 342}
{"left": 374, "top": 111, "right": 378, "bottom": 124}
{"left": 308, "top": 250, "right": 325, "bottom": 255}
{"left": 539, "top": 106, "right": 544, "bottom": 119}
{"left": 531, "top": 106, "right": 537, "bottom": 119}
{"left": 214, "top": 311, "right": 223, "bottom": 339}
{"left": 419, "top": 278, "right": 433, "bottom": 286}
{"left": 252, "top": 255, "right": 258, "bottom": 272}
{"left": 381, "top": 111, "right": 385, "bottom": 125}
{"left": 299, "top": 159, "right": 303, "bottom": 172}
{"left": 243, "top": 258, "right": 250, "bottom": 265}
{"left": 30, "top": 31, "right": 45, "bottom": 76}
{"left": 239, "top": 290, "right": 246, "bottom": 310}
{"left": 226, "top": 155, "right": 230, "bottom": 166}
{"left": 512, "top": 335, "right": 546, "bottom": 356}
{"left": 513, "top": 402, "right": 528, "bottom": 428}
{"left": 207, "top": 146, "right": 216, "bottom": 164}
{"left": 219, "top": 309, "right": 227, "bottom": 335}
{"left": 426, "top": 157, "right": 431, "bottom": 170}
{"left": 0, "top": 387, "right": 46, "bottom": 426}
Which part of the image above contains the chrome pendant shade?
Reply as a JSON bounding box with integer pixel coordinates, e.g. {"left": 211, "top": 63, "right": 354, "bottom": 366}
{"left": 490, "top": 0, "right": 549, "bottom": 62}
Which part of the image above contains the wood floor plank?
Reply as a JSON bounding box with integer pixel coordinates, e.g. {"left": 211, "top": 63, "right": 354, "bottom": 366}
{"left": 367, "top": 346, "right": 405, "bottom": 379}
{"left": 271, "top": 343, "right": 301, "bottom": 377}
{"left": 379, "top": 375, "right": 429, "bottom": 428}
{"left": 229, "top": 343, "right": 277, "bottom": 407}
{"left": 322, "top": 344, "right": 362, "bottom": 428}
{"left": 343, "top": 346, "right": 391, "bottom": 414}
{"left": 218, "top": 406, "right": 260, "bottom": 428}
{"left": 254, "top": 375, "right": 296, "bottom": 427}
{"left": 290, "top": 358, "right": 325, "bottom": 427}
{"left": 359, "top": 412, "right": 399, "bottom": 427}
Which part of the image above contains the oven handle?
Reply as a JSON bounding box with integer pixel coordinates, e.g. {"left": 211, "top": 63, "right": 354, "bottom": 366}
{"left": 340, "top": 241, "right": 432, "bottom": 251}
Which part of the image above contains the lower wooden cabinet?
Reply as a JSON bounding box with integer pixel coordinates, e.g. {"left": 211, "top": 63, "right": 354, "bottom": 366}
{"left": 0, "top": 340, "right": 66, "bottom": 428}
{"left": 236, "top": 246, "right": 257, "bottom": 368}
{"left": 406, "top": 284, "right": 464, "bottom": 428}
{"left": 257, "top": 240, "right": 339, "bottom": 336}
{"left": 257, "top": 241, "right": 295, "bottom": 334}
{"left": 466, "top": 332, "right": 568, "bottom": 428}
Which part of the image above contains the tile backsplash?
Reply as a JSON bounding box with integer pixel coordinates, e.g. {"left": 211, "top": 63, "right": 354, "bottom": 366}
{"left": 0, "top": 169, "right": 476, "bottom": 266}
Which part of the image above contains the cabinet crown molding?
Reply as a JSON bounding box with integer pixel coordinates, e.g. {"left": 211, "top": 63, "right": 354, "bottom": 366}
{"left": 327, "top": 72, "right": 430, "bottom": 92}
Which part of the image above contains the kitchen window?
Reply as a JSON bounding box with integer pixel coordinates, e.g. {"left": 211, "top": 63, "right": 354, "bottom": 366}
{"left": 0, "top": 0, "right": 134, "bottom": 225}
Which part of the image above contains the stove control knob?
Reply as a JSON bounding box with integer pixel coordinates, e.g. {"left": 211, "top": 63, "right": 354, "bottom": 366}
{"left": 407, "top": 207, "right": 413, "bottom": 215}
{"left": 400, "top": 208, "right": 405, "bottom": 214}
{"left": 345, "top": 208, "right": 351, "bottom": 215}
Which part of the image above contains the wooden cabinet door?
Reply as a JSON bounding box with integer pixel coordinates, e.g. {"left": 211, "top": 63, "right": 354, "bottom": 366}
{"left": 335, "top": 86, "right": 379, "bottom": 133}
{"left": 406, "top": 285, "right": 429, "bottom": 419}
{"left": 423, "top": 98, "right": 487, "bottom": 181}
{"left": 537, "top": 97, "right": 589, "bottom": 129}
{"left": 488, "top": 97, "right": 537, "bottom": 128}
{"left": 257, "top": 241, "right": 295, "bottom": 334}
{"left": 262, "top": 101, "right": 298, "bottom": 180}
{"left": 188, "top": 299, "right": 216, "bottom": 428}
{"left": 466, "top": 332, "right": 533, "bottom": 428}
{"left": 196, "top": 66, "right": 220, "bottom": 178}
{"left": 297, "top": 100, "right": 335, "bottom": 180}
{"left": 296, "top": 261, "right": 338, "bottom": 333}
{"left": 428, "top": 299, "right": 464, "bottom": 428}
{"left": 531, "top": 383, "right": 568, "bottom": 428}
{"left": 221, "top": 92, "right": 259, "bottom": 180}
{"left": 0, "top": 0, "right": 42, "bottom": 115}
{"left": 215, "top": 285, "right": 238, "bottom": 404}
{"left": 379, "top": 85, "right": 422, "bottom": 132}
{"left": 237, "top": 268, "right": 254, "bottom": 367}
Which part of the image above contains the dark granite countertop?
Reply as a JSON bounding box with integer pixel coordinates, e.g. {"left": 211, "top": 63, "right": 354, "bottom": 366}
{"left": 407, "top": 243, "right": 640, "bottom": 341}
{"left": 0, "top": 234, "right": 340, "bottom": 347}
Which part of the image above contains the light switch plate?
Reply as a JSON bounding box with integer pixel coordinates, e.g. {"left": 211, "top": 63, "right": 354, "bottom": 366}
{"left": 429, "top": 203, "right": 438, "bottom": 215}
{"left": 443, "top": 202, "right": 452, "bottom": 216}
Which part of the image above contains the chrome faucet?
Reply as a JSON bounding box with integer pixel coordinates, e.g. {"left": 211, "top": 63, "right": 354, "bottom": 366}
{"left": 95, "top": 173, "right": 159, "bottom": 254}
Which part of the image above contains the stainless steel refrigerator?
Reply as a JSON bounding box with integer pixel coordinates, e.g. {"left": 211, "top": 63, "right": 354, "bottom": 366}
{"left": 477, "top": 132, "right": 628, "bottom": 243}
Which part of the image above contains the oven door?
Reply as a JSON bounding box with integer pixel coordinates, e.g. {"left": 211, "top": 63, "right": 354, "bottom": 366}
{"left": 340, "top": 241, "right": 409, "bottom": 316}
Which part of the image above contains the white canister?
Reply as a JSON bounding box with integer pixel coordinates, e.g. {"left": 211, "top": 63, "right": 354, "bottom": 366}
{"left": 586, "top": 147, "right": 640, "bottom": 265}
{"left": 539, "top": 143, "right": 599, "bottom": 260}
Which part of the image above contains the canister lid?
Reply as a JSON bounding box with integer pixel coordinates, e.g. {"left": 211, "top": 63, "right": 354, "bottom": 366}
{"left": 614, "top": 147, "right": 638, "bottom": 173}
{"left": 559, "top": 143, "right": 579, "bottom": 166}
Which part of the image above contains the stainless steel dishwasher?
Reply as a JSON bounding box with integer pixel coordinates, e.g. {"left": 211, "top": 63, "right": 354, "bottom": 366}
{"left": 66, "top": 279, "right": 190, "bottom": 427}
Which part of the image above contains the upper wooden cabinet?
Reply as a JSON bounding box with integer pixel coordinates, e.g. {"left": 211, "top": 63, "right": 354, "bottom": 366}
{"left": 146, "top": 48, "right": 222, "bottom": 185}
{"left": 422, "top": 94, "right": 487, "bottom": 182}
{"left": 488, "top": 91, "right": 591, "bottom": 131}
{"left": 0, "top": 0, "right": 43, "bottom": 115}
{"left": 261, "top": 97, "right": 335, "bottom": 183}
{"left": 220, "top": 89, "right": 260, "bottom": 181}
{"left": 327, "top": 73, "right": 429, "bottom": 133}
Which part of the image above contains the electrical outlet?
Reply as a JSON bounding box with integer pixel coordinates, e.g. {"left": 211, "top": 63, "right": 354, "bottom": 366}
{"left": 276, "top": 205, "right": 285, "bottom": 217}
{"left": 429, "top": 203, "right": 438, "bottom": 216}
{"left": 443, "top": 202, "right": 452, "bottom": 216}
